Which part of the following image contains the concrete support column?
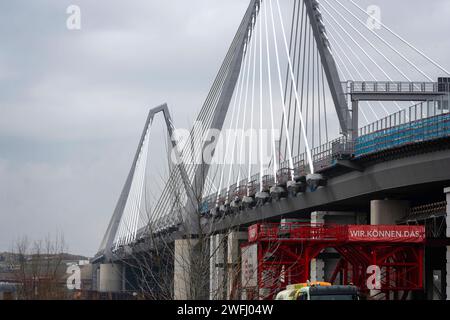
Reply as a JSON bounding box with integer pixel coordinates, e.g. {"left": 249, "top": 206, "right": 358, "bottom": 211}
{"left": 315, "top": 212, "right": 359, "bottom": 283}
{"left": 445, "top": 250, "right": 450, "bottom": 301}
{"left": 446, "top": 188, "right": 450, "bottom": 238}
{"left": 445, "top": 188, "right": 450, "bottom": 300}
{"left": 210, "top": 234, "right": 226, "bottom": 300}
{"left": 446, "top": 249, "right": 450, "bottom": 301}
{"left": 311, "top": 212, "right": 325, "bottom": 282}
{"left": 174, "top": 239, "right": 198, "bottom": 300}
{"left": 311, "top": 212, "right": 325, "bottom": 224}
{"left": 98, "top": 263, "right": 122, "bottom": 293}
{"left": 122, "top": 264, "right": 127, "bottom": 292}
{"left": 93, "top": 264, "right": 100, "bottom": 292}
{"left": 370, "top": 200, "right": 410, "bottom": 300}
{"left": 370, "top": 200, "right": 410, "bottom": 225}
{"left": 310, "top": 259, "right": 325, "bottom": 282}
{"left": 227, "top": 231, "right": 248, "bottom": 300}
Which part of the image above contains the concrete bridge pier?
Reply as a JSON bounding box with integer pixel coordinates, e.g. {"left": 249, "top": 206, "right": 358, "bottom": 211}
{"left": 174, "top": 239, "right": 196, "bottom": 300}
{"left": 210, "top": 234, "right": 226, "bottom": 300}
{"left": 208, "top": 231, "right": 248, "bottom": 300}
{"left": 370, "top": 200, "right": 410, "bottom": 225}
{"left": 370, "top": 199, "right": 410, "bottom": 300}
{"left": 310, "top": 212, "right": 326, "bottom": 282}
{"left": 96, "top": 263, "right": 124, "bottom": 293}
{"left": 445, "top": 187, "right": 450, "bottom": 301}
{"left": 174, "top": 238, "right": 210, "bottom": 300}
{"left": 311, "top": 211, "right": 364, "bottom": 283}
{"left": 227, "top": 231, "right": 247, "bottom": 300}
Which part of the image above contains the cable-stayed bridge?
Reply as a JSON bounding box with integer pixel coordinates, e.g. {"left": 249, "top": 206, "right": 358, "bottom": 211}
{"left": 91, "top": 0, "right": 450, "bottom": 300}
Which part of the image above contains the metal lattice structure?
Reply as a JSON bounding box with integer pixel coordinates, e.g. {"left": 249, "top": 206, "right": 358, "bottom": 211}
{"left": 241, "top": 223, "right": 425, "bottom": 300}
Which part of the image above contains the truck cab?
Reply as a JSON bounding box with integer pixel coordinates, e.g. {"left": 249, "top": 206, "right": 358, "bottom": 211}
{"left": 275, "top": 282, "right": 359, "bottom": 301}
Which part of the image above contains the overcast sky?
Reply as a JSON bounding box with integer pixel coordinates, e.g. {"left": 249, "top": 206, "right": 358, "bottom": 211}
{"left": 0, "top": 0, "right": 449, "bottom": 257}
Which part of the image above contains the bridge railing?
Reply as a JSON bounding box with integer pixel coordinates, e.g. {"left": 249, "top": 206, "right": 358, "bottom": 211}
{"left": 359, "top": 99, "right": 449, "bottom": 137}
{"left": 356, "top": 99, "right": 450, "bottom": 156}
{"left": 309, "top": 137, "right": 355, "bottom": 171}
{"left": 292, "top": 154, "right": 307, "bottom": 179}
{"left": 276, "top": 137, "right": 354, "bottom": 176}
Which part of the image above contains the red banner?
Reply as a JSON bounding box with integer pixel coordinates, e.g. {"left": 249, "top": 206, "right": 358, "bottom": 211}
{"left": 347, "top": 225, "right": 425, "bottom": 243}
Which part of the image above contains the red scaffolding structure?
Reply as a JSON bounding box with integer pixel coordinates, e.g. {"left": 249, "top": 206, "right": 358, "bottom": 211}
{"left": 241, "top": 223, "right": 425, "bottom": 300}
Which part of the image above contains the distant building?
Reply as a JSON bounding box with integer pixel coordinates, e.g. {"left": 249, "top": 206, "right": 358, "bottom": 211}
{"left": 0, "top": 252, "right": 91, "bottom": 300}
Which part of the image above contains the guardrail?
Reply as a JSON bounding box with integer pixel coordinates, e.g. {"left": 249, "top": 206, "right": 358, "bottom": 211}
{"left": 311, "top": 137, "right": 354, "bottom": 171}
{"left": 359, "top": 98, "right": 450, "bottom": 136}
{"left": 356, "top": 102, "right": 450, "bottom": 157}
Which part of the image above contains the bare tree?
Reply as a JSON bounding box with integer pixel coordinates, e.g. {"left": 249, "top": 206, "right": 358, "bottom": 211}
{"left": 114, "top": 161, "right": 246, "bottom": 300}
{"left": 9, "top": 234, "right": 68, "bottom": 300}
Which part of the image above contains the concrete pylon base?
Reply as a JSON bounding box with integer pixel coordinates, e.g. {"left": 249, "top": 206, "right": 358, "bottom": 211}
{"left": 370, "top": 200, "right": 409, "bottom": 225}
{"left": 310, "top": 259, "right": 325, "bottom": 282}
{"left": 174, "top": 238, "right": 209, "bottom": 300}
{"left": 227, "top": 232, "right": 247, "bottom": 300}
{"left": 98, "top": 263, "right": 123, "bottom": 293}
{"left": 446, "top": 247, "right": 450, "bottom": 301}
{"left": 210, "top": 234, "right": 226, "bottom": 300}
{"left": 174, "top": 239, "right": 197, "bottom": 300}
{"left": 311, "top": 211, "right": 358, "bottom": 284}
{"left": 370, "top": 200, "right": 410, "bottom": 299}
{"left": 446, "top": 188, "right": 450, "bottom": 239}
{"left": 445, "top": 188, "right": 450, "bottom": 300}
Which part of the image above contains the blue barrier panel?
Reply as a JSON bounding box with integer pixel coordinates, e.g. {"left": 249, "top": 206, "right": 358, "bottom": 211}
{"left": 355, "top": 113, "right": 450, "bottom": 157}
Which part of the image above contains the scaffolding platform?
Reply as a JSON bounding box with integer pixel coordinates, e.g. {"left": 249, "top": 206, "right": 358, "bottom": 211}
{"left": 241, "top": 223, "right": 425, "bottom": 300}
